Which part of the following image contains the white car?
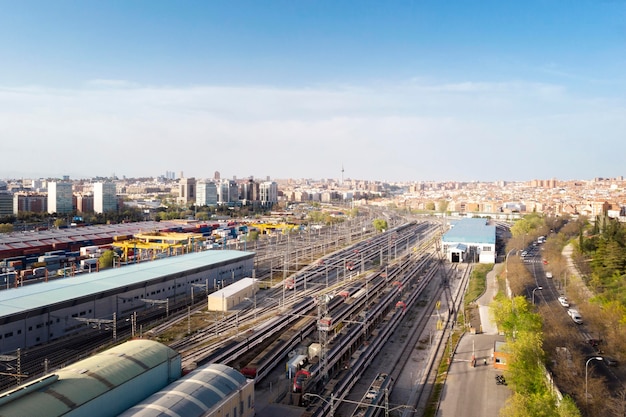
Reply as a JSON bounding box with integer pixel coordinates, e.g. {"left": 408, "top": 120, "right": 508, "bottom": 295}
{"left": 546, "top": 272, "right": 553, "bottom": 279}
{"left": 568, "top": 308, "right": 583, "bottom": 324}
{"left": 558, "top": 296, "right": 569, "bottom": 308}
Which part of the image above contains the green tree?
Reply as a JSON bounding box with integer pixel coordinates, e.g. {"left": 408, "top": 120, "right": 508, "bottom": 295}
{"left": 425, "top": 201, "right": 435, "bottom": 211}
{"left": 437, "top": 199, "right": 449, "bottom": 213}
{"left": 372, "top": 218, "right": 388, "bottom": 233}
{"left": 54, "top": 218, "right": 66, "bottom": 228}
{"left": 0, "top": 223, "right": 14, "bottom": 233}
{"left": 98, "top": 250, "right": 116, "bottom": 269}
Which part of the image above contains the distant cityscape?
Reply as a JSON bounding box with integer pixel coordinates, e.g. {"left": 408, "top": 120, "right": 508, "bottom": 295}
{"left": 1, "top": 171, "right": 626, "bottom": 221}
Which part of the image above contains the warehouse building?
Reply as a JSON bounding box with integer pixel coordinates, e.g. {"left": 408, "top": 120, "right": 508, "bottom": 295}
{"left": 119, "top": 363, "right": 255, "bottom": 417}
{"left": 442, "top": 218, "right": 496, "bottom": 263}
{"left": 0, "top": 339, "right": 181, "bottom": 417}
{"left": 0, "top": 250, "right": 254, "bottom": 353}
{"left": 208, "top": 277, "right": 258, "bottom": 312}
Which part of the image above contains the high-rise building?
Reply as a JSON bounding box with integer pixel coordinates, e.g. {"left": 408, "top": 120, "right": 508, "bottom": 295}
{"left": 94, "top": 182, "right": 117, "bottom": 213}
{"left": 196, "top": 180, "right": 218, "bottom": 207}
{"left": 0, "top": 182, "right": 13, "bottom": 217}
{"left": 178, "top": 177, "right": 196, "bottom": 205}
{"left": 217, "top": 179, "right": 238, "bottom": 205}
{"left": 259, "top": 181, "right": 278, "bottom": 207}
{"left": 240, "top": 178, "right": 260, "bottom": 206}
{"left": 48, "top": 181, "right": 74, "bottom": 214}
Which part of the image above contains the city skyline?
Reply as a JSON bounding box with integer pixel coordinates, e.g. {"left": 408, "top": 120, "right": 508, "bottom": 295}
{"left": 1, "top": 1, "right": 624, "bottom": 182}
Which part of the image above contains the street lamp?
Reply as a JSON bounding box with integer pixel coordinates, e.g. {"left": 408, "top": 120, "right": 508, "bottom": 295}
{"left": 531, "top": 286, "right": 543, "bottom": 304}
{"left": 585, "top": 356, "right": 603, "bottom": 405}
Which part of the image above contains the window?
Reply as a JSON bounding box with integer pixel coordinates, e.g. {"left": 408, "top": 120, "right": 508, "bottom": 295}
{"left": 482, "top": 246, "right": 492, "bottom": 251}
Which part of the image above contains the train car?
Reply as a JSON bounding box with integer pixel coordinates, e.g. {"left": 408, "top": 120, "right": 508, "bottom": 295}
{"left": 0, "top": 272, "right": 18, "bottom": 289}
{"left": 350, "top": 373, "right": 394, "bottom": 417}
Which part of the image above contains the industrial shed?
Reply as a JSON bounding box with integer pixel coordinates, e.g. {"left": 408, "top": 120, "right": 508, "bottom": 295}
{"left": 0, "top": 339, "right": 181, "bottom": 417}
{"left": 207, "top": 277, "right": 257, "bottom": 312}
{"left": 118, "top": 363, "right": 255, "bottom": 417}
{"left": 442, "top": 218, "right": 496, "bottom": 263}
{"left": 0, "top": 250, "right": 254, "bottom": 353}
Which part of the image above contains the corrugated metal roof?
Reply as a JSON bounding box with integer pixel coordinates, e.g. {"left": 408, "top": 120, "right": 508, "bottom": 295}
{"left": 118, "top": 364, "right": 249, "bottom": 417}
{"left": 0, "top": 340, "right": 181, "bottom": 417}
{"left": 442, "top": 218, "right": 496, "bottom": 244}
{"left": 0, "top": 250, "right": 254, "bottom": 319}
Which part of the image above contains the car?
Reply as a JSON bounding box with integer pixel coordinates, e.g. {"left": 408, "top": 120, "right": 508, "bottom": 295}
{"left": 558, "top": 296, "right": 569, "bottom": 307}
{"left": 521, "top": 251, "right": 528, "bottom": 257}
{"left": 568, "top": 308, "right": 583, "bottom": 324}
{"left": 546, "top": 272, "right": 553, "bottom": 279}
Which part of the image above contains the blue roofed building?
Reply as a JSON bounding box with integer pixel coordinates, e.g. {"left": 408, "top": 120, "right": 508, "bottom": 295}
{"left": 442, "top": 218, "right": 496, "bottom": 263}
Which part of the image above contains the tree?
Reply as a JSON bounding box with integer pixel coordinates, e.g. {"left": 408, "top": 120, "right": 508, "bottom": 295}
{"left": 0, "top": 223, "right": 14, "bottom": 233}
{"left": 372, "top": 218, "right": 388, "bottom": 233}
{"left": 425, "top": 201, "right": 435, "bottom": 211}
{"left": 98, "top": 250, "right": 116, "bottom": 269}
{"left": 54, "top": 218, "right": 65, "bottom": 229}
{"left": 437, "top": 199, "right": 449, "bottom": 213}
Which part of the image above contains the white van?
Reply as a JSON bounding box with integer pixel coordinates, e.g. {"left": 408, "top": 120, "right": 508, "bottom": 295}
{"left": 567, "top": 309, "right": 583, "bottom": 324}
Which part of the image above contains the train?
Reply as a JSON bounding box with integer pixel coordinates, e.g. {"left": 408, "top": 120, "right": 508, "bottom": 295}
{"left": 350, "top": 373, "right": 394, "bottom": 417}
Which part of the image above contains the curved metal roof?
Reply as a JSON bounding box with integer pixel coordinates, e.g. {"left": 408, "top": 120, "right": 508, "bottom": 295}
{"left": 0, "top": 339, "right": 180, "bottom": 417}
{"left": 119, "top": 364, "right": 250, "bottom": 417}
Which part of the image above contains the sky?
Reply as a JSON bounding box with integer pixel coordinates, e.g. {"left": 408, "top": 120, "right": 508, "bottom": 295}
{"left": 0, "top": 1, "right": 625, "bottom": 183}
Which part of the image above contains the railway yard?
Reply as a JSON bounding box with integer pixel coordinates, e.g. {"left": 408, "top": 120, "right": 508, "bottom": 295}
{"left": 0, "top": 214, "right": 469, "bottom": 416}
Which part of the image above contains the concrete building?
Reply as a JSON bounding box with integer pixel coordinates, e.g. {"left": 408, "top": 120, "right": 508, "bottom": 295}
{"left": 94, "top": 181, "right": 118, "bottom": 213}
{"left": 13, "top": 193, "right": 47, "bottom": 214}
{"left": 118, "top": 363, "right": 255, "bottom": 417}
{"left": 76, "top": 193, "right": 94, "bottom": 214}
{"left": 240, "top": 178, "right": 260, "bottom": 206}
{"left": 218, "top": 179, "right": 239, "bottom": 206}
{"left": 0, "top": 339, "right": 181, "bottom": 417}
{"left": 177, "top": 177, "right": 196, "bottom": 205}
{"left": 47, "top": 181, "right": 74, "bottom": 214}
{"left": 0, "top": 187, "right": 12, "bottom": 217}
{"left": 0, "top": 250, "right": 254, "bottom": 353}
{"left": 442, "top": 218, "right": 496, "bottom": 264}
{"left": 196, "top": 179, "right": 218, "bottom": 207}
{"left": 259, "top": 181, "right": 278, "bottom": 207}
{"left": 208, "top": 277, "right": 257, "bottom": 312}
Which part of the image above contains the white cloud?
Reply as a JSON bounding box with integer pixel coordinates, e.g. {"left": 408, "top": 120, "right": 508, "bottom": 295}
{"left": 0, "top": 79, "right": 624, "bottom": 181}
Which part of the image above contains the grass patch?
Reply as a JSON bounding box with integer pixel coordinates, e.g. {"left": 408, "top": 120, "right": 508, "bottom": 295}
{"left": 464, "top": 263, "right": 493, "bottom": 309}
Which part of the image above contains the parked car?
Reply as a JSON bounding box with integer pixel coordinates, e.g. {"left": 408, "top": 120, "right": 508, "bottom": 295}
{"left": 568, "top": 308, "right": 583, "bottom": 324}
{"left": 546, "top": 272, "right": 553, "bottom": 279}
{"left": 558, "top": 296, "right": 569, "bottom": 307}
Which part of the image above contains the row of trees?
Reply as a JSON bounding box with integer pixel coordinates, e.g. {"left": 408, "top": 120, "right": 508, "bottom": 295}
{"left": 501, "top": 213, "right": 626, "bottom": 416}
{"left": 491, "top": 295, "right": 581, "bottom": 417}
{"left": 576, "top": 215, "right": 626, "bottom": 306}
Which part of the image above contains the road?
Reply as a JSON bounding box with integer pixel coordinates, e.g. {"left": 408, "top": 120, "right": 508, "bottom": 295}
{"left": 437, "top": 264, "right": 512, "bottom": 417}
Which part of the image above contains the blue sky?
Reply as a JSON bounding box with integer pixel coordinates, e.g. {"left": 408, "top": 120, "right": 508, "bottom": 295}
{"left": 1, "top": 1, "right": 624, "bottom": 182}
